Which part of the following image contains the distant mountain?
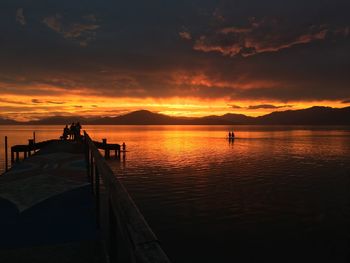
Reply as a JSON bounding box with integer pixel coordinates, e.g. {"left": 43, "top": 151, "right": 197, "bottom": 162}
{"left": 101, "top": 110, "right": 187, "bottom": 125}
{"left": 2, "top": 106, "right": 350, "bottom": 125}
{"left": 255, "top": 106, "right": 350, "bottom": 125}
{"left": 27, "top": 116, "right": 89, "bottom": 125}
{"left": 0, "top": 118, "right": 19, "bottom": 125}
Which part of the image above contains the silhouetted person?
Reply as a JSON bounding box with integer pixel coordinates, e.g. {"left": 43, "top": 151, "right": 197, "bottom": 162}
{"left": 62, "top": 125, "right": 69, "bottom": 140}
{"left": 228, "top": 130, "right": 235, "bottom": 139}
{"left": 75, "top": 122, "right": 82, "bottom": 140}
{"left": 122, "top": 142, "right": 126, "bottom": 151}
{"left": 69, "top": 122, "right": 76, "bottom": 140}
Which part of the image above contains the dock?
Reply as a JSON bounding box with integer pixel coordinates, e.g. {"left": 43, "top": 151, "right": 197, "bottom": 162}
{"left": 0, "top": 132, "right": 170, "bottom": 263}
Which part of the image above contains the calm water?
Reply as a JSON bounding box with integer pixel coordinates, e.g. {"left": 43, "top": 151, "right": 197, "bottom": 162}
{"left": 1, "top": 125, "right": 350, "bottom": 262}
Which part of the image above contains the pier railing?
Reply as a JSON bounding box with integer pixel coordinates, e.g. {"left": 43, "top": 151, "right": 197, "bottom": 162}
{"left": 84, "top": 131, "right": 171, "bottom": 263}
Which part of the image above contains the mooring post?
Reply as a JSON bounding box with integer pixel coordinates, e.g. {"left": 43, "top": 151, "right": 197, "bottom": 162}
{"left": 122, "top": 142, "right": 126, "bottom": 159}
{"left": 5, "top": 136, "right": 8, "bottom": 172}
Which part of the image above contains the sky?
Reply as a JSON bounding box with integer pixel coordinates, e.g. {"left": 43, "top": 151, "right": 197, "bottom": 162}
{"left": 1, "top": 0, "right": 350, "bottom": 121}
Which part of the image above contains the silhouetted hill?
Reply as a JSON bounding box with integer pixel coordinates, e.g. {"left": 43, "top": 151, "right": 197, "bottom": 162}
{"left": 2, "top": 107, "right": 350, "bottom": 125}
{"left": 27, "top": 116, "right": 89, "bottom": 125}
{"left": 108, "top": 110, "right": 187, "bottom": 125}
{"left": 0, "top": 118, "right": 19, "bottom": 125}
{"left": 256, "top": 106, "right": 350, "bottom": 125}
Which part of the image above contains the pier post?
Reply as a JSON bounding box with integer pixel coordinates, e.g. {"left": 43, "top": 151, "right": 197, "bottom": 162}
{"left": 109, "top": 199, "right": 117, "bottom": 262}
{"left": 5, "top": 136, "right": 8, "bottom": 172}
{"left": 28, "top": 139, "right": 34, "bottom": 156}
{"left": 95, "top": 165, "right": 100, "bottom": 228}
{"left": 103, "top": 139, "right": 108, "bottom": 159}
{"left": 33, "top": 132, "right": 36, "bottom": 152}
{"left": 90, "top": 151, "right": 94, "bottom": 191}
{"left": 24, "top": 151, "right": 27, "bottom": 159}
{"left": 11, "top": 149, "right": 14, "bottom": 165}
{"left": 16, "top": 152, "right": 19, "bottom": 162}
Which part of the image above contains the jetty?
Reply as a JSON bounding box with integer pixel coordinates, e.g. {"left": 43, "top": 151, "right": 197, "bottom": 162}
{"left": 0, "top": 131, "right": 170, "bottom": 263}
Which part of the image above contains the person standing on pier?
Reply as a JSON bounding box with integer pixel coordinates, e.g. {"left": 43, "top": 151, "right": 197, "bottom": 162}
{"left": 69, "top": 123, "right": 76, "bottom": 140}
{"left": 76, "top": 122, "right": 82, "bottom": 140}
{"left": 62, "top": 125, "right": 69, "bottom": 140}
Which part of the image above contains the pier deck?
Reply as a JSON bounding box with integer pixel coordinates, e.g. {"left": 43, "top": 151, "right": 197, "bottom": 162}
{"left": 0, "top": 140, "right": 104, "bottom": 263}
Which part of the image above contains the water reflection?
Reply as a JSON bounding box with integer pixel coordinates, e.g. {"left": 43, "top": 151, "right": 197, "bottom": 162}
{"left": 1, "top": 125, "right": 350, "bottom": 262}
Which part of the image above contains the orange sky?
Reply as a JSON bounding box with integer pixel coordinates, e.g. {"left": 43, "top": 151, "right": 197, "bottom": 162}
{"left": 0, "top": 93, "right": 347, "bottom": 121}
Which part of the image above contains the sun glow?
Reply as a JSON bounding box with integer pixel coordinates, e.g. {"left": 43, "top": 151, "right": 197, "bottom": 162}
{"left": 0, "top": 93, "right": 347, "bottom": 122}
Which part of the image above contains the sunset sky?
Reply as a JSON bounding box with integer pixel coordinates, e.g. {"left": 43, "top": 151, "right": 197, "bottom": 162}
{"left": 1, "top": 0, "right": 350, "bottom": 121}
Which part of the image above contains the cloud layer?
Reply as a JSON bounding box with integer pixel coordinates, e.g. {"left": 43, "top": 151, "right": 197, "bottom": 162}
{"left": 0, "top": 0, "right": 350, "bottom": 120}
{"left": 192, "top": 17, "right": 349, "bottom": 57}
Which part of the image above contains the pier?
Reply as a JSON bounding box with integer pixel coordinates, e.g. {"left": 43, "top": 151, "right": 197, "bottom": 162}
{"left": 0, "top": 132, "right": 170, "bottom": 263}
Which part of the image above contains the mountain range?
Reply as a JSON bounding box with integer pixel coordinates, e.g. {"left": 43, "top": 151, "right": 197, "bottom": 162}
{"left": 1, "top": 106, "right": 350, "bottom": 125}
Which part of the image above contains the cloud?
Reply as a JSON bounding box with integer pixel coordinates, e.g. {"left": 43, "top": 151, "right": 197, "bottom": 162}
{"left": 0, "top": 98, "right": 27, "bottom": 105}
{"left": 228, "top": 104, "right": 242, "bottom": 109}
{"left": 31, "top": 99, "right": 66, "bottom": 105}
{"left": 247, "top": 104, "right": 293, "bottom": 110}
{"left": 42, "top": 14, "right": 99, "bottom": 46}
{"left": 47, "top": 100, "right": 66, "bottom": 105}
{"left": 179, "top": 31, "right": 192, "bottom": 40}
{"left": 342, "top": 99, "right": 350, "bottom": 104}
{"left": 31, "top": 99, "right": 43, "bottom": 104}
{"left": 16, "top": 8, "right": 26, "bottom": 26}
{"left": 192, "top": 17, "right": 349, "bottom": 57}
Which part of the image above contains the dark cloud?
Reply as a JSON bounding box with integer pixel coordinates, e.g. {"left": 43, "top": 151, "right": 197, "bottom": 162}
{"left": 42, "top": 14, "right": 99, "bottom": 46}
{"left": 1, "top": 0, "right": 350, "bottom": 105}
{"left": 16, "top": 8, "right": 26, "bottom": 26}
{"left": 0, "top": 98, "right": 27, "bottom": 105}
{"left": 247, "top": 104, "right": 293, "bottom": 110}
{"left": 191, "top": 17, "right": 348, "bottom": 57}
{"left": 31, "top": 99, "right": 42, "bottom": 104}
{"left": 229, "top": 104, "right": 242, "bottom": 109}
{"left": 47, "top": 101, "right": 65, "bottom": 105}
{"left": 342, "top": 99, "right": 350, "bottom": 104}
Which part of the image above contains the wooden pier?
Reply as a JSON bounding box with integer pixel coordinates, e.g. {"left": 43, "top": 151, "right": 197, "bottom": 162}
{"left": 9, "top": 138, "right": 123, "bottom": 166}
{"left": 0, "top": 132, "right": 170, "bottom": 263}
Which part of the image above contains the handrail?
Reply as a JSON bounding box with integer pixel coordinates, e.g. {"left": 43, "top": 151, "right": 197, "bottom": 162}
{"left": 84, "top": 131, "right": 171, "bottom": 263}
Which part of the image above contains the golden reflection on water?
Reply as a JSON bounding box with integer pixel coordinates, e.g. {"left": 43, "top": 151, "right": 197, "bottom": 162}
{"left": 0, "top": 125, "right": 349, "bottom": 175}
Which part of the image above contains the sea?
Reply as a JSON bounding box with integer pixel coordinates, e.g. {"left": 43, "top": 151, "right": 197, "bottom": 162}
{"left": 0, "top": 125, "right": 350, "bottom": 262}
